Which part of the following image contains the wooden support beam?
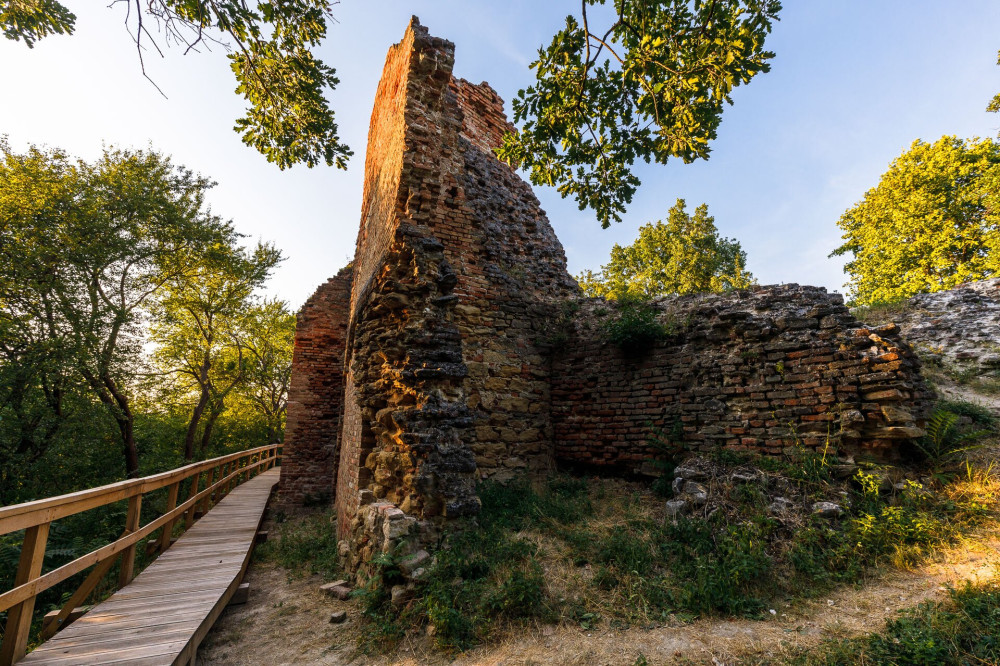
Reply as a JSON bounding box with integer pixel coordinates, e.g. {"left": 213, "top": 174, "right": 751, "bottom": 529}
{"left": 228, "top": 582, "right": 250, "bottom": 606}
{"left": 0, "top": 522, "right": 51, "bottom": 665}
{"left": 118, "top": 495, "right": 143, "bottom": 588}
{"left": 41, "top": 605, "right": 90, "bottom": 635}
{"left": 40, "top": 554, "right": 118, "bottom": 641}
{"left": 158, "top": 482, "right": 181, "bottom": 553}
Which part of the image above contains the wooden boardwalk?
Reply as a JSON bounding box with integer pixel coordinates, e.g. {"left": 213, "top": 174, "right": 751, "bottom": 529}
{"left": 19, "top": 467, "right": 279, "bottom": 666}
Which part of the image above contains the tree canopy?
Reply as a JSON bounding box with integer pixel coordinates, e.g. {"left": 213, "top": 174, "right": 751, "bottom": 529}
{"left": 150, "top": 240, "right": 282, "bottom": 459}
{"left": 1, "top": 0, "right": 351, "bottom": 170}
{"left": 578, "top": 198, "right": 754, "bottom": 299}
{"left": 497, "top": 0, "right": 782, "bottom": 227}
{"left": 830, "top": 136, "right": 1000, "bottom": 306}
{"left": 3, "top": 1, "right": 780, "bottom": 227}
{"left": 0, "top": 141, "right": 240, "bottom": 475}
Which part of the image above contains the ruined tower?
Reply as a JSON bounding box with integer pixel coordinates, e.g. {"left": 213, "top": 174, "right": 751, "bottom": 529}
{"left": 278, "top": 18, "right": 931, "bottom": 565}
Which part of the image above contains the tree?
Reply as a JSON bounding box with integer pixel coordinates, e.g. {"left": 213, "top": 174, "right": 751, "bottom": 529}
{"left": 498, "top": 0, "right": 781, "bottom": 227}
{"left": 0, "top": 141, "right": 234, "bottom": 476}
{"left": 579, "top": 198, "right": 754, "bottom": 299}
{"left": 4, "top": 2, "right": 779, "bottom": 225}
{"left": 988, "top": 49, "right": 1000, "bottom": 113}
{"left": 235, "top": 300, "right": 295, "bottom": 445}
{"left": 150, "top": 241, "right": 282, "bottom": 459}
{"left": 1, "top": 0, "right": 351, "bottom": 170}
{"left": 830, "top": 136, "right": 1000, "bottom": 306}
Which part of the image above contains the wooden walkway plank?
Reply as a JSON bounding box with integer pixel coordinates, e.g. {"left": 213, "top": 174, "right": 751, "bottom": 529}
{"left": 20, "top": 468, "right": 278, "bottom": 666}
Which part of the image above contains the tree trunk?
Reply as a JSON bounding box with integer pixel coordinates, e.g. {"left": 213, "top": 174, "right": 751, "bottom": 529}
{"left": 81, "top": 367, "right": 140, "bottom": 477}
{"left": 184, "top": 356, "right": 212, "bottom": 460}
{"left": 200, "top": 406, "right": 223, "bottom": 453}
{"left": 103, "top": 376, "right": 139, "bottom": 478}
{"left": 184, "top": 388, "right": 211, "bottom": 460}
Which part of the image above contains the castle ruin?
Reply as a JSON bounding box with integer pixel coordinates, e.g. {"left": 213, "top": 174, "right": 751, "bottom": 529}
{"left": 277, "top": 18, "right": 932, "bottom": 567}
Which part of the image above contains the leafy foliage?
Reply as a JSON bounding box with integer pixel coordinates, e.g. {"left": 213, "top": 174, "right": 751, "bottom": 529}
{"left": 498, "top": 0, "right": 781, "bottom": 227}
{"left": 1, "top": 0, "right": 352, "bottom": 170}
{"left": 599, "top": 295, "right": 673, "bottom": 353}
{"left": 0, "top": 140, "right": 238, "bottom": 475}
{"left": 579, "top": 199, "right": 754, "bottom": 298}
{"left": 150, "top": 240, "right": 283, "bottom": 459}
{"left": 914, "top": 408, "right": 989, "bottom": 482}
{"left": 831, "top": 136, "right": 1000, "bottom": 306}
{"left": 0, "top": 0, "right": 75, "bottom": 47}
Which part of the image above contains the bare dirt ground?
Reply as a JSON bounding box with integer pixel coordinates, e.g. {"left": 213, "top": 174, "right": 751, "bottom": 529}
{"left": 199, "top": 533, "right": 999, "bottom": 666}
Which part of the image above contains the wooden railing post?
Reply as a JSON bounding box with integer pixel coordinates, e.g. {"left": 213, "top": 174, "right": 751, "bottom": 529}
{"left": 0, "top": 522, "right": 51, "bottom": 665}
{"left": 201, "top": 467, "right": 216, "bottom": 515}
{"left": 157, "top": 481, "right": 180, "bottom": 553}
{"left": 118, "top": 494, "right": 142, "bottom": 588}
{"left": 184, "top": 472, "right": 201, "bottom": 530}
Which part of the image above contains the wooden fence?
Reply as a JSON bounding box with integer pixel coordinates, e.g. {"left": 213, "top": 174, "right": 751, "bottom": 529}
{"left": 0, "top": 444, "right": 281, "bottom": 665}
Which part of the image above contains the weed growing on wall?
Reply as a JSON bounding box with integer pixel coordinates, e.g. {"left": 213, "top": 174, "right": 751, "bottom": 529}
{"left": 600, "top": 296, "right": 672, "bottom": 354}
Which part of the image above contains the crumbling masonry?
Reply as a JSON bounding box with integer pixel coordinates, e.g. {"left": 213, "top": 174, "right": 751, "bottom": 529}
{"left": 277, "top": 18, "right": 932, "bottom": 568}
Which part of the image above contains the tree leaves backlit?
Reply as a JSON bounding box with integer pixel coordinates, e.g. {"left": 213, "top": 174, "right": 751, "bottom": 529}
{"left": 498, "top": 0, "right": 781, "bottom": 228}
{"left": 831, "top": 137, "right": 1000, "bottom": 306}
{"left": 1, "top": 0, "right": 352, "bottom": 170}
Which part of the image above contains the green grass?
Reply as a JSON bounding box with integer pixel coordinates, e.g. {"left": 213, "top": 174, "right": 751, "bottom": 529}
{"left": 356, "top": 448, "right": 1000, "bottom": 655}
{"left": 794, "top": 581, "right": 1000, "bottom": 665}
{"left": 849, "top": 298, "right": 911, "bottom": 324}
{"left": 255, "top": 509, "right": 341, "bottom": 580}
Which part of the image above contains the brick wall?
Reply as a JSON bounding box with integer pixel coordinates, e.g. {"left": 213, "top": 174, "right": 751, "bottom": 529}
{"left": 276, "top": 267, "right": 351, "bottom": 508}
{"left": 552, "top": 285, "right": 932, "bottom": 472}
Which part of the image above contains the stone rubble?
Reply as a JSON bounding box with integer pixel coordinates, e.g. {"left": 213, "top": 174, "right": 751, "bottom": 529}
{"left": 865, "top": 278, "right": 1000, "bottom": 376}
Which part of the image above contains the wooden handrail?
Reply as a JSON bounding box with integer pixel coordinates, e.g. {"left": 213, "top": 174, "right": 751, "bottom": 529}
{"left": 0, "top": 444, "right": 281, "bottom": 665}
{"left": 0, "top": 444, "right": 279, "bottom": 536}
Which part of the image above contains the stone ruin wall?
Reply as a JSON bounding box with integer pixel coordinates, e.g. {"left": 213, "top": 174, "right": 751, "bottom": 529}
{"left": 277, "top": 267, "right": 351, "bottom": 509}
{"left": 552, "top": 286, "right": 933, "bottom": 474}
{"left": 870, "top": 278, "right": 1000, "bottom": 377}
{"left": 284, "top": 18, "right": 580, "bottom": 564}
{"left": 277, "top": 18, "right": 935, "bottom": 570}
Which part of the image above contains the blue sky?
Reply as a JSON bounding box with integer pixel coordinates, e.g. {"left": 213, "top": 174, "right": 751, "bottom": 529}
{"left": 2, "top": 1, "right": 999, "bottom": 307}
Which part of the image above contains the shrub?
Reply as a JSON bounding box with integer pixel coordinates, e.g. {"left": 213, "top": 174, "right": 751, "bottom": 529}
{"left": 600, "top": 296, "right": 672, "bottom": 353}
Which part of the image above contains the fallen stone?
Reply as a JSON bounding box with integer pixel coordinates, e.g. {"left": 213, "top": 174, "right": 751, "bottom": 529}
{"left": 812, "top": 501, "right": 844, "bottom": 518}
{"left": 665, "top": 499, "right": 688, "bottom": 518}
{"left": 672, "top": 476, "right": 685, "bottom": 495}
{"left": 681, "top": 480, "right": 709, "bottom": 505}
{"left": 399, "top": 549, "right": 430, "bottom": 577}
{"left": 329, "top": 610, "right": 348, "bottom": 624}
{"left": 674, "top": 459, "right": 709, "bottom": 481}
{"left": 391, "top": 584, "right": 414, "bottom": 607}
{"left": 730, "top": 469, "right": 766, "bottom": 485}
{"left": 768, "top": 497, "right": 795, "bottom": 514}
{"left": 830, "top": 463, "right": 858, "bottom": 479}
{"left": 320, "top": 581, "right": 352, "bottom": 600}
